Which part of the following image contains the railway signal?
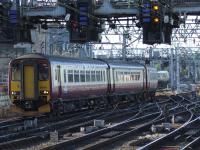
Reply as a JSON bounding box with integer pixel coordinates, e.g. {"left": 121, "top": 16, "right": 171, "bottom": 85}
{"left": 140, "top": 0, "right": 164, "bottom": 45}
{"left": 140, "top": 0, "right": 178, "bottom": 45}
{"left": 67, "top": 0, "right": 101, "bottom": 43}
{"left": 151, "top": 2, "right": 161, "bottom": 25}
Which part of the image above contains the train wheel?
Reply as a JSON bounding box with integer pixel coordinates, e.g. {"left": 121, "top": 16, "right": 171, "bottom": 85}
{"left": 143, "top": 92, "right": 148, "bottom": 101}
{"left": 50, "top": 99, "right": 64, "bottom": 116}
{"left": 102, "top": 96, "right": 108, "bottom": 108}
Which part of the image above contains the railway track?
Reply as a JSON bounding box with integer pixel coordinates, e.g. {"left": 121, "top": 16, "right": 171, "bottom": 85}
{"left": 36, "top": 98, "right": 179, "bottom": 150}
{"left": 77, "top": 102, "right": 191, "bottom": 150}
{"left": 37, "top": 94, "right": 195, "bottom": 150}
{"left": 39, "top": 103, "right": 162, "bottom": 150}
{"left": 0, "top": 101, "right": 144, "bottom": 149}
{"left": 137, "top": 95, "right": 200, "bottom": 150}
{"left": 0, "top": 108, "right": 95, "bottom": 136}
{"left": 0, "top": 98, "right": 144, "bottom": 134}
{"left": 0, "top": 98, "right": 168, "bottom": 150}
{"left": 0, "top": 94, "right": 190, "bottom": 150}
{"left": 138, "top": 113, "right": 200, "bottom": 150}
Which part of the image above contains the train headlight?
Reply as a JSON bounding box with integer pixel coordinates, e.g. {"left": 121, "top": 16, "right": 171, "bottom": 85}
{"left": 11, "top": 91, "right": 20, "bottom": 95}
{"left": 40, "top": 90, "right": 49, "bottom": 95}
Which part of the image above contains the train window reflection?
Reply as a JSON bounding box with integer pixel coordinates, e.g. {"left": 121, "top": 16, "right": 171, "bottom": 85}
{"left": 80, "top": 71, "right": 85, "bottom": 82}
{"left": 96, "top": 71, "right": 101, "bottom": 81}
{"left": 100, "top": 71, "right": 103, "bottom": 81}
{"left": 12, "top": 63, "right": 21, "bottom": 81}
{"left": 39, "top": 64, "right": 49, "bottom": 81}
{"left": 102, "top": 71, "right": 106, "bottom": 81}
{"left": 91, "top": 71, "right": 96, "bottom": 82}
{"left": 64, "top": 69, "right": 67, "bottom": 83}
{"left": 74, "top": 70, "right": 80, "bottom": 82}
{"left": 68, "top": 70, "right": 73, "bottom": 82}
{"left": 86, "top": 71, "right": 90, "bottom": 82}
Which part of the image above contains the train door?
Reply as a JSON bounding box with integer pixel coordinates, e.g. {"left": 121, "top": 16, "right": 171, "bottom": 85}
{"left": 56, "top": 65, "right": 62, "bottom": 97}
{"left": 144, "top": 67, "right": 148, "bottom": 90}
{"left": 143, "top": 69, "right": 145, "bottom": 90}
{"left": 23, "top": 65, "right": 35, "bottom": 99}
{"left": 109, "top": 68, "right": 115, "bottom": 93}
{"left": 106, "top": 68, "right": 111, "bottom": 93}
{"left": 147, "top": 69, "right": 151, "bottom": 89}
{"left": 112, "top": 68, "right": 115, "bottom": 92}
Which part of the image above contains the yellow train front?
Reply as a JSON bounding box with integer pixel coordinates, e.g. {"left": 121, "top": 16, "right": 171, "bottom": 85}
{"left": 9, "top": 54, "right": 51, "bottom": 114}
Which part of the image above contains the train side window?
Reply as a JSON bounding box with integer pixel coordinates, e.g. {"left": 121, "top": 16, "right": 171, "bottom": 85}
{"left": 136, "top": 75, "right": 140, "bottom": 80}
{"left": 118, "top": 71, "right": 121, "bottom": 82}
{"left": 127, "top": 72, "right": 130, "bottom": 81}
{"left": 80, "top": 70, "right": 85, "bottom": 82}
{"left": 96, "top": 71, "right": 101, "bottom": 82}
{"left": 104, "top": 71, "right": 106, "bottom": 81}
{"left": 100, "top": 71, "right": 103, "bottom": 81}
{"left": 118, "top": 72, "right": 122, "bottom": 82}
{"left": 130, "top": 73, "right": 134, "bottom": 81}
{"left": 86, "top": 71, "right": 90, "bottom": 82}
{"left": 68, "top": 70, "right": 73, "bottom": 83}
{"left": 116, "top": 71, "right": 118, "bottom": 82}
{"left": 12, "top": 63, "right": 21, "bottom": 81}
{"left": 124, "top": 72, "right": 127, "bottom": 82}
{"left": 126, "top": 72, "right": 128, "bottom": 82}
{"left": 129, "top": 72, "right": 132, "bottom": 81}
{"left": 64, "top": 69, "right": 67, "bottom": 83}
{"left": 74, "top": 70, "right": 80, "bottom": 82}
{"left": 102, "top": 71, "right": 104, "bottom": 82}
{"left": 121, "top": 72, "right": 124, "bottom": 81}
{"left": 55, "top": 69, "right": 57, "bottom": 80}
{"left": 103, "top": 71, "right": 106, "bottom": 82}
{"left": 39, "top": 64, "right": 49, "bottom": 81}
{"left": 91, "top": 71, "right": 96, "bottom": 82}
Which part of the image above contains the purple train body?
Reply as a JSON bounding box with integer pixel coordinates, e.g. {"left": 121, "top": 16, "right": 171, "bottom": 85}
{"left": 9, "top": 54, "right": 158, "bottom": 114}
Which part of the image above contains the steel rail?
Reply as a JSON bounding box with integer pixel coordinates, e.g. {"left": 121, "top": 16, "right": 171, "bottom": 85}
{"left": 0, "top": 103, "right": 143, "bottom": 149}
{"left": 138, "top": 110, "right": 194, "bottom": 149}
{"left": 40, "top": 102, "right": 163, "bottom": 150}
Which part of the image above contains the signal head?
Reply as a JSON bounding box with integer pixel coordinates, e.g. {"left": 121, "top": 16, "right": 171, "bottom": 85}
{"left": 153, "top": 17, "right": 159, "bottom": 23}
{"left": 153, "top": 5, "right": 159, "bottom": 11}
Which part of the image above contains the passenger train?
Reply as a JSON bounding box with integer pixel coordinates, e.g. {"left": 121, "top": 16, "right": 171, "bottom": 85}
{"left": 157, "top": 71, "right": 169, "bottom": 89}
{"left": 9, "top": 53, "right": 158, "bottom": 114}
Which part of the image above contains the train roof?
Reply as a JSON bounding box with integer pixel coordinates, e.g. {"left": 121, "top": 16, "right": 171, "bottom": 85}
{"left": 13, "top": 53, "right": 145, "bottom": 68}
{"left": 14, "top": 53, "right": 47, "bottom": 60}
{"left": 14, "top": 53, "right": 106, "bottom": 66}
{"left": 157, "top": 71, "right": 169, "bottom": 74}
{"left": 106, "top": 60, "right": 144, "bottom": 69}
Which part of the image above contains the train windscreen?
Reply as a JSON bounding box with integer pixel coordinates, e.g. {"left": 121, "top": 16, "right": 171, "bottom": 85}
{"left": 38, "top": 63, "right": 49, "bottom": 81}
{"left": 11, "top": 63, "right": 21, "bottom": 81}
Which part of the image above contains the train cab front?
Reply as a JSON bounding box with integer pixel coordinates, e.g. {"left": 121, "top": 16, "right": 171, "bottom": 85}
{"left": 9, "top": 58, "right": 51, "bottom": 114}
